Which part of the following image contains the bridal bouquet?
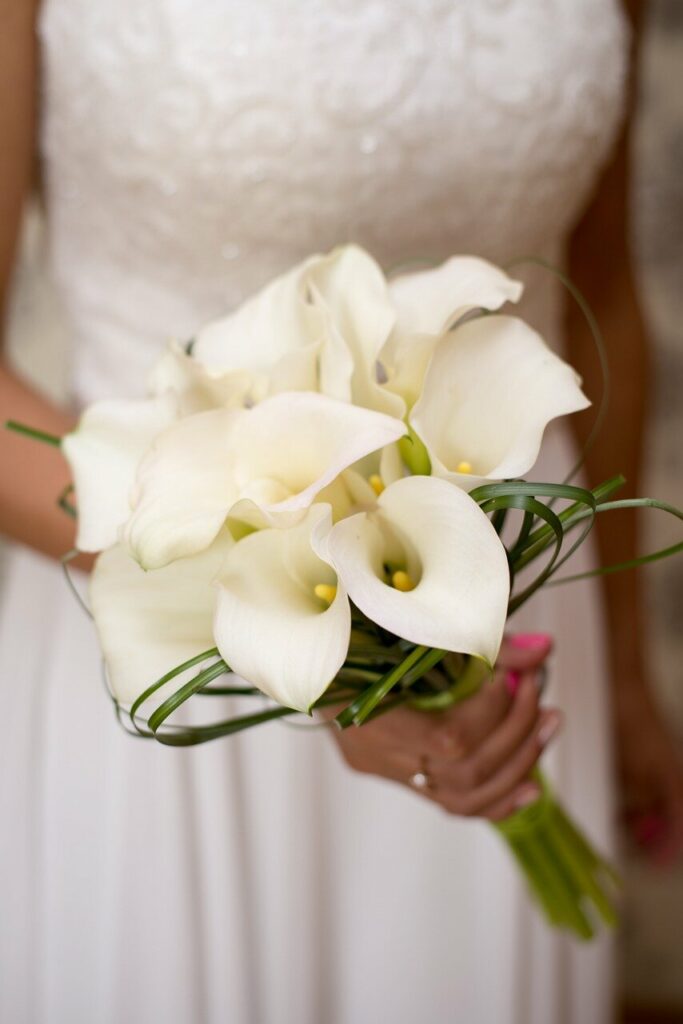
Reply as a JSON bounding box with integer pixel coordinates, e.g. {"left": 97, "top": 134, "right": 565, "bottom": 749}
{"left": 7, "top": 245, "right": 682, "bottom": 939}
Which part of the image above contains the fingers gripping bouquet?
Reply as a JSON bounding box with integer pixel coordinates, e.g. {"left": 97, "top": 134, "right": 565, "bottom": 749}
{"left": 8, "top": 246, "right": 682, "bottom": 938}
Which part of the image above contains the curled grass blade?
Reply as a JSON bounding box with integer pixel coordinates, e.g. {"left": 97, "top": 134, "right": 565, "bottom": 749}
{"left": 545, "top": 498, "right": 683, "bottom": 586}
{"left": 148, "top": 659, "right": 232, "bottom": 733}
{"left": 141, "top": 691, "right": 360, "bottom": 747}
{"left": 513, "top": 476, "right": 625, "bottom": 572}
{"left": 4, "top": 419, "right": 62, "bottom": 447}
{"left": 128, "top": 647, "right": 220, "bottom": 734}
{"left": 335, "top": 644, "right": 431, "bottom": 729}
{"left": 61, "top": 549, "right": 93, "bottom": 620}
{"left": 477, "top": 495, "right": 565, "bottom": 614}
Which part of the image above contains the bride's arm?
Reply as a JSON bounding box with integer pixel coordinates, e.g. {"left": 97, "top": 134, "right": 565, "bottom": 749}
{"left": 566, "top": 0, "right": 683, "bottom": 860}
{"left": 0, "top": 0, "right": 78, "bottom": 560}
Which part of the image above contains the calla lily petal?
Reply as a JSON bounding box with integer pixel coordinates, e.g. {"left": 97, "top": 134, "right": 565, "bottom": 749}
{"left": 388, "top": 255, "right": 523, "bottom": 337}
{"left": 89, "top": 530, "right": 233, "bottom": 706}
{"left": 411, "top": 315, "right": 591, "bottom": 489}
{"left": 227, "top": 392, "right": 407, "bottom": 529}
{"left": 124, "top": 408, "right": 241, "bottom": 569}
{"left": 309, "top": 246, "right": 404, "bottom": 417}
{"left": 126, "top": 393, "right": 406, "bottom": 568}
{"left": 62, "top": 393, "right": 178, "bottom": 553}
{"left": 192, "top": 257, "right": 322, "bottom": 395}
{"left": 214, "top": 506, "right": 350, "bottom": 712}
{"left": 325, "top": 475, "right": 509, "bottom": 666}
{"left": 381, "top": 256, "right": 523, "bottom": 407}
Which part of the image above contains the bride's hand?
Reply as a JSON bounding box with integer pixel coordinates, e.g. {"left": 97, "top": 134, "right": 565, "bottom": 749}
{"left": 330, "top": 633, "right": 561, "bottom": 822}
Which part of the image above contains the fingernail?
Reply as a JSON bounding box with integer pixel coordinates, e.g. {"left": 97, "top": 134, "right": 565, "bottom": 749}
{"left": 510, "top": 633, "right": 551, "bottom": 651}
{"left": 514, "top": 784, "right": 541, "bottom": 809}
{"left": 504, "top": 669, "right": 521, "bottom": 696}
{"left": 537, "top": 711, "right": 562, "bottom": 748}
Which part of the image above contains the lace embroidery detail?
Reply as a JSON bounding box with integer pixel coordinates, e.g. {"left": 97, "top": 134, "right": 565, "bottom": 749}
{"left": 38, "top": 0, "right": 629, "bottom": 403}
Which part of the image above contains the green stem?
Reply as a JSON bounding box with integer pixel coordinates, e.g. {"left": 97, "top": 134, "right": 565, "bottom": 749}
{"left": 495, "top": 774, "right": 617, "bottom": 937}
{"left": 408, "top": 654, "right": 489, "bottom": 711}
{"left": 335, "top": 644, "right": 431, "bottom": 728}
{"left": 551, "top": 808, "right": 618, "bottom": 926}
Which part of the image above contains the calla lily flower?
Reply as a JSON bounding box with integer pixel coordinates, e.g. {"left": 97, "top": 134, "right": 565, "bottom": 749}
{"left": 191, "top": 258, "right": 323, "bottom": 395}
{"left": 387, "top": 255, "right": 523, "bottom": 337}
{"left": 167, "top": 247, "right": 522, "bottom": 424}
{"left": 379, "top": 256, "right": 523, "bottom": 409}
{"left": 193, "top": 245, "right": 398, "bottom": 413}
{"left": 308, "top": 249, "right": 522, "bottom": 417}
{"left": 410, "top": 315, "right": 591, "bottom": 490}
{"left": 213, "top": 505, "right": 350, "bottom": 713}
{"left": 213, "top": 476, "right": 508, "bottom": 710}
{"left": 89, "top": 530, "right": 234, "bottom": 706}
{"left": 306, "top": 245, "right": 403, "bottom": 416}
{"left": 124, "top": 391, "right": 406, "bottom": 570}
{"left": 321, "top": 475, "right": 509, "bottom": 667}
{"left": 62, "top": 393, "right": 178, "bottom": 553}
{"left": 193, "top": 250, "right": 396, "bottom": 408}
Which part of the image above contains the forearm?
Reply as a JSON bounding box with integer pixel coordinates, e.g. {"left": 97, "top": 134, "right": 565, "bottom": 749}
{"left": 0, "top": 358, "right": 78, "bottom": 560}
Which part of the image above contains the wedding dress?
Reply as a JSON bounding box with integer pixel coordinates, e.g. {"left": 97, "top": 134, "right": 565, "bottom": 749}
{"left": 0, "top": 2, "right": 629, "bottom": 1022}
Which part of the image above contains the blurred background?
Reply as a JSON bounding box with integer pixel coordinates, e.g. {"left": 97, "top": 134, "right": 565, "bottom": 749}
{"left": 620, "top": 1, "right": 683, "bottom": 1020}
{"left": 1, "top": 2, "right": 682, "bottom": 1020}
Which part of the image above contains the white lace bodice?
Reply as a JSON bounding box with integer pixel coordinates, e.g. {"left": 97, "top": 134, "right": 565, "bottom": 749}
{"left": 38, "top": 0, "right": 629, "bottom": 405}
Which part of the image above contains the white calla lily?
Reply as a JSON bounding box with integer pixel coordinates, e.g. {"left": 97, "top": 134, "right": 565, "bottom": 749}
{"left": 62, "top": 393, "right": 178, "bottom": 553}
{"left": 89, "top": 530, "right": 234, "bottom": 706}
{"left": 388, "top": 255, "right": 523, "bottom": 337}
{"left": 123, "top": 408, "right": 240, "bottom": 570}
{"left": 322, "top": 475, "right": 509, "bottom": 666}
{"left": 192, "top": 258, "right": 322, "bottom": 394}
{"left": 191, "top": 251, "right": 367, "bottom": 405}
{"left": 307, "top": 245, "right": 403, "bottom": 416}
{"left": 411, "top": 315, "right": 591, "bottom": 489}
{"left": 125, "top": 392, "right": 406, "bottom": 570}
{"left": 380, "top": 256, "right": 523, "bottom": 408}
{"left": 169, "top": 247, "right": 522, "bottom": 421}
{"left": 227, "top": 394, "right": 405, "bottom": 531}
{"left": 214, "top": 505, "right": 350, "bottom": 713}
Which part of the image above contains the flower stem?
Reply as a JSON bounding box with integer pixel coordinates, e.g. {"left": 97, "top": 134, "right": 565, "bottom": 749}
{"left": 495, "top": 775, "right": 618, "bottom": 938}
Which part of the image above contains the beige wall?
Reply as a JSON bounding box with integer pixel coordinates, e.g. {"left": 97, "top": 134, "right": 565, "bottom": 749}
{"left": 620, "top": 0, "right": 683, "bottom": 1007}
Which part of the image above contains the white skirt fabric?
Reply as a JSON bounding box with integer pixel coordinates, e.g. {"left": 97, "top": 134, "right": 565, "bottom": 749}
{"left": 0, "top": 429, "right": 616, "bottom": 1024}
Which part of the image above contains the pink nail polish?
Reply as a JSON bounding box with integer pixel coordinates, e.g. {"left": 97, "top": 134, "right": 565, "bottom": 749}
{"left": 504, "top": 669, "right": 521, "bottom": 696}
{"left": 510, "top": 633, "right": 551, "bottom": 651}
